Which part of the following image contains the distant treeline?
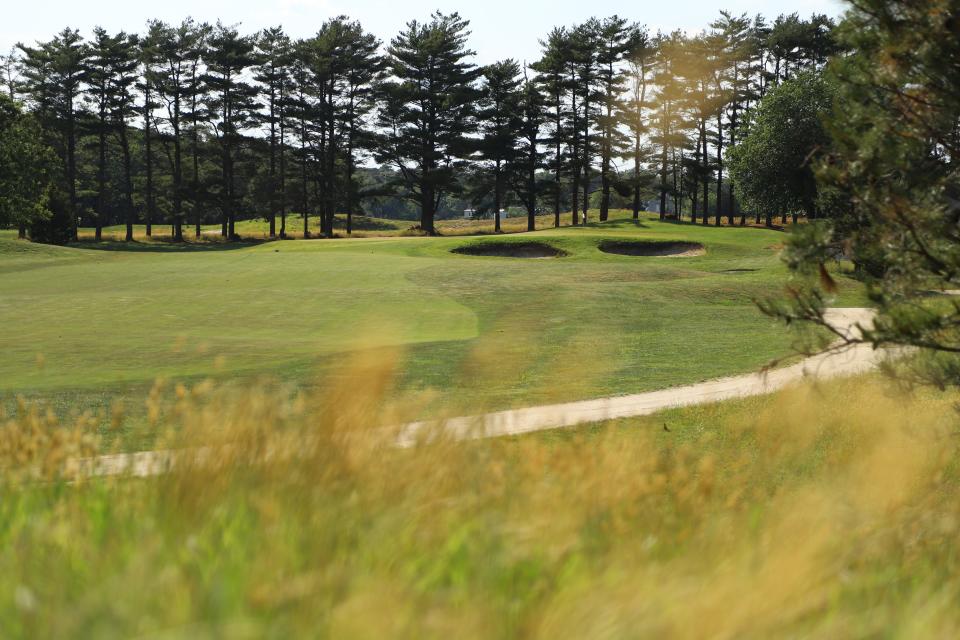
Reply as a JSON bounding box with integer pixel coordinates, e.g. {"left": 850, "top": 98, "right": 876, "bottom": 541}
{"left": 0, "top": 11, "right": 838, "bottom": 241}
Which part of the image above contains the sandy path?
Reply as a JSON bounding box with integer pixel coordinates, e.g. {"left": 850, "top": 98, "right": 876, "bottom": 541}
{"left": 397, "top": 308, "right": 879, "bottom": 445}
{"left": 81, "top": 308, "right": 879, "bottom": 477}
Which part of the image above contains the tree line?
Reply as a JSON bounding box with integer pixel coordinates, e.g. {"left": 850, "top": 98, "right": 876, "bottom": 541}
{"left": 747, "top": 0, "right": 960, "bottom": 394}
{"left": 0, "top": 11, "right": 838, "bottom": 242}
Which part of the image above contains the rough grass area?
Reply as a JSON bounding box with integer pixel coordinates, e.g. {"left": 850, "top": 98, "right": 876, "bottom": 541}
{"left": 74, "top": 211, "right": 565, "bottom": 242}
{"left": 451, "top": 240, "right": 567, "bottom": 258}
{"left": 1, "top": 372, "right": 957, "bottom": 637}
{"left": 598, "top": 239, "right": 706, "bottom": 257}
{"left": 75, "top": 214, "right": 416, "bottom": 241}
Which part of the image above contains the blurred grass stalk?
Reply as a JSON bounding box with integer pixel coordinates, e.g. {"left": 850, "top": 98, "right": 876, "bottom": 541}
{"left": 1, "top": 342, "right": 959, "bottom": 638}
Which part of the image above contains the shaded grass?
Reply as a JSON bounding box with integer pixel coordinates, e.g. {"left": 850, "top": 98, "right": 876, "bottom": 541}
{"left": 75, "top": 214, "right": 416, "bottom": 241}
{"left": 72, "top": 211, "right": 565, "bottom": 243}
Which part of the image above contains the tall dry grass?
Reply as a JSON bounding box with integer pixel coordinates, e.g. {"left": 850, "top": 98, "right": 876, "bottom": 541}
{"left": 1, "top": 353, "right": 958, "bottom": 637}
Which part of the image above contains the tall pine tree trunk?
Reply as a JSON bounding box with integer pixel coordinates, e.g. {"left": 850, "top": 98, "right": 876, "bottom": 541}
{"left": 172, "top": 94, "right": 183, "bottom": 242}
{"left": 421, "top": 183, "right": 436, "bottom": 235}
{"left": 192, "top": 86, "right": 202, "bottom": 240}
{"left": 327, "top": 107, "right": 337, "bottom": 238}
{"left": 571, "top": 168, "right": 580, "bottom": 225}
{"left": 268, "top": 88, "right": 277, "bottom": 238}
{"left": 581, "top": 86, "right": 591, "bottom": 225}
{"left": 96, "top": 101, "right": 106, "bottom": 242}
{"left": 280, "top": 112, "right": 287, "bottom": 239}
{"left": 691, "top": 145, "right": 700, "bottom": 224}
{"left": 701, "top": 121, "right": 710, "bottom": 226}
{"left": 527, "top": 149, "right": 536, "bottom": 232}
{"left": 144, "top": 87, "right": 154, "bottom": 238}
{"left": 599, "top": 62, "right": 616, "bottom": 224}
{"left": 192, "top": 135, "right": 200, "bottom": 239}
{"left": 599, "top": 147, "right": 611, "bottom": 222}
{"left": 554, "top": 101, "right": 562, "bottom": 228}
{"left": 173, "top": 137, "right": 183, "bottom": 241}
{"left": 659, "top": 140, "right": 668, "bottom": 222}
{"left": 553, "top": 99, "right": 563, "bottom": 228}
{"left": 346, "top": 99, "right": 357, "bottom": 236}
{"left": 581, "top": 144, "right": 590, "bottom": 224}
{"left": 67, "top": 97, "right": 79, "bottom": 242}
{"left": 119, "top": 124, "right": 135, "bottom": 242}
{"left": 227, "top": 145, "right": 236, "bottom": 239}
{"left": 716, "top": 111, "right": 726, "bottom": 226}
{"left": 570, "top": 84, "right": 580, "bottom": 226}
{"left": 494, "top": 161, "right": 502, "bottom": 233}
{"left": 658, "top": 100, "right": 669, "bottom": 221}
{"left": 632, "top": 136, "right": 641, "bottom": 220}
{"left": 300, "top": 114, "right": 308, "bottom": 238}
{"left": 346, "top": 155, "right": 354, "bottom": 235}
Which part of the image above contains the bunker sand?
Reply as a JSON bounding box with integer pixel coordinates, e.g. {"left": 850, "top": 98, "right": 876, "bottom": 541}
{"left": 598, "top": 240, "right": 705, "bottom": 257}
{"left": 451, "top": 241, "right": 566, "bottom": 258}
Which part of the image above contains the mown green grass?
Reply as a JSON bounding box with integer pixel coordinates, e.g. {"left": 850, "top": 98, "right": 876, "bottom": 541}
{"left": 1, "top": 211, "right": 866, "bottom": 428}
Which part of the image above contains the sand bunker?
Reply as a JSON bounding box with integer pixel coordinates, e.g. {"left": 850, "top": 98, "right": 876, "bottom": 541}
{"left": 598, "top": 240, "right": 705, "bottom": 258}
{"left": 452, "top": 241, "right": 566, "bottom": 258}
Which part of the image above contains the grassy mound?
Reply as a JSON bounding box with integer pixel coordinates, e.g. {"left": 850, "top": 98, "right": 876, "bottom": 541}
{"left": 598, "top": 239, "right": 705, "bottom": 257}
{"left": 451, "top": 240, "right": 567, "bottom": 258}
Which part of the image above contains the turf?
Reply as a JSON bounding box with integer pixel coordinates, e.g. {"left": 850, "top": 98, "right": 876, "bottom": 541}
{"left": 0, "top": 211, "right": 866, "bottom": 424}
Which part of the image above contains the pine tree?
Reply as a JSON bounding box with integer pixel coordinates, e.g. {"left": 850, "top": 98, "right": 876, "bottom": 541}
{"left": 255, "top": 27, "right": 291, "bottom": 238}
{"left": 570, "top": 20, "right": 600, "bottom": 224}
{"left": 139, "top": 24, "right": 161, "bottom": 237}
{"left": 95, "top": 30, "right": 139, "bottom": 241}
{"left": 86, "top": 28, "right": 113, "bottom": 240}
{"left": 594, "top": 16, "right": 638, "bottom": 222}
{"left": 18, "top": 28, "right": 87, "bottom": 241}
{"left": 623, "top": 29, "right": 654, "bottom": 219}
{"left": 86, "top": 28, "right": 141, "bottom": 239}
{"left": 477, "top": 59, "right": 523, "bottom": 233}
{"left": 204, "top": 22, "right": 258, "bottom": 240}
{"left": 336, "top": 21, "right": 383, "bottom": 235}
{"left": 761, "top": 0, "right": 958, "bottom": 388}
{"left": 375, "top": 12, "right": 480, "bottom": 234}
{"left": 531, "top": 27, "right": 571, "bottom": 228}
{"left": 150, "top": 19, "right": 204, "bottom": 241}
{"left": 185, "top": 22, "right": 210, "bottom": 239}
{"left": 1, "top": 48, "right": 20, "bottom": 100}
{"left": 512, "top": 69, "right": 546, "bottom": 232}
{"left": 710, "top": 12, "right": 754, "bottom": 226}
{"left": 649, "top": 32, "right": 686, "bottom": 220}
{"left": 286, "top": 39, "right": 318, "bottom": 238}
{"left": 310, "top": 23, "right": 338, "bottom": 238}
{"left": 308, "top": 17, "right": 383, "bottom": 237}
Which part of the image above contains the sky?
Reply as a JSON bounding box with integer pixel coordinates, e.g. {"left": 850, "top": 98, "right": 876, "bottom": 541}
{"left": 3, "top": 0, "right": 846, "bottom": 64}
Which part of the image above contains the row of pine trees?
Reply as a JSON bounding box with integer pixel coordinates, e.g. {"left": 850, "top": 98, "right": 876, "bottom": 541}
{"left": 0, "top": 11, "right": 837, "bottom": 241}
